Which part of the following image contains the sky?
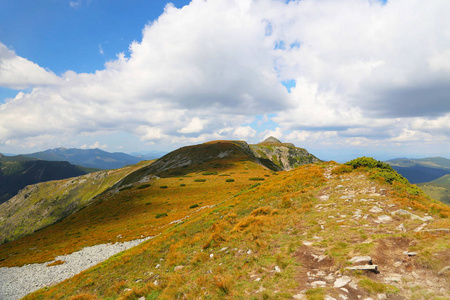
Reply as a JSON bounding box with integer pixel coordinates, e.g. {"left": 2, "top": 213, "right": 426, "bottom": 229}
{"left": 0, "top": 0, "right": 449, "bottom": 162}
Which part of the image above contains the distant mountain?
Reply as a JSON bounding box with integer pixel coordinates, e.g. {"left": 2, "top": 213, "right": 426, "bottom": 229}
{"left": 23, "top": 147, "right": 143, "bottom": 170}
{"left": 130, "top": 150, "right": 167, "bottom": 160}
{"left": 0, "top": 154, "right": 90, "bottom": 205}
{"left": 418, "top": 174, "right": 450, "bottom": 205}
{"left": 385, "top": 157, "right": 450, "bottom": 184}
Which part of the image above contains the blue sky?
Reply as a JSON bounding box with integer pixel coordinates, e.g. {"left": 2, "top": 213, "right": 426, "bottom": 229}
{"left": 0, "top": 0, "right": 449, "bottom": 161}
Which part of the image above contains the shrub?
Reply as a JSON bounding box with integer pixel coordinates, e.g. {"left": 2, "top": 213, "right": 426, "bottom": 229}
{"left": 225, "top": 179, "right": 235, "bottom": 182}
{"left": 194, "top": 179, "right": 206, "bottom": 182}
{"left": 159, "top": 185, "right": 168, "bottom": 189}
{"left": 180, "top": 183, "right": 186, "bottom": 187}
{"left": 189, "top": 204, "right": 199, "bottom": 209}
{"left": 137, "top": 184, "right": 151, "bottom": 189}
{"left": 249, "top": 177, "right": 265, "bottom": 181}
{"left": 155, "top": 213, "right": 168, "bottom": 218}
{"left": 202, "top": 171, "right": 217, "bottom": 175}
{"left": 119, "top": 186, "right": 133, "bottom": 192}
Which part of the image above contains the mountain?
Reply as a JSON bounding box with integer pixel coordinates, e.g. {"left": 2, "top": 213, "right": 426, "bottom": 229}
{"left": 0, "top": 154, "right": 91, "bottom": 205}
{"left": 386, "top": 157, "right": 450, "bottom": 183}
{"left": 418, "top": 174, "right": 450, "bottom": 205}
{"left": 23, "top": 147, "right": 143, "bottom": 170}
{"left": 0, "top": 143, "right": 449, "bottom": 300}
{"left": 130, "top": 150, "right": 168, "bottom": 160}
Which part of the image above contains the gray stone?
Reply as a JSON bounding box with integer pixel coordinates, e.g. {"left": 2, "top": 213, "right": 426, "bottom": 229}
{"left": 438, "top": 266, "right": 450, "bottom": 275}
{"left": 174, "top": 265, "right": 184, "bottom": 272}
{"left": 370, "top": 206, "right": 383, "bottom": 213}
{"left": 311, "top": 280, "right": 327, "bottom": 287}
{"left": 334, "top": 276, "right": 352, "bottom": 288}
{"left": 346, "top": 265, "right": 379, "bottom": 273}
{"left": 349, "top": 256, "right": 372, "bottom": 265}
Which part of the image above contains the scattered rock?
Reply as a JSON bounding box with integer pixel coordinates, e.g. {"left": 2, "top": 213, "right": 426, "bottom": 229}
{"left": 220, "top": 247, "right": 228, "bottom": 252}
{"left": 377, "top": 294, "right": 387, "bottom": 300}
{"left": 369, "top": 206, "right": 383, "bottom": 213}
{"left": 396, "top": 223, "right": 406, "bottom": 232}
{"left": 174, "top": 265, "right": 184, "bottom": 272}
{"left": 384, "top": 273, "right": 402, "bottom": 283}
{"left": 138, "top": 297, "right": 146, "bottom": 300}
{"left": 293, "top": 293, "right": 307, "bottom": 300}
{"left": 391, "top": 209, "right": 433, "bottom": 222}
{"left": 275, "top": 265, "right": 281, "bottom": 273}
{"left": 438, "top": 266, "right": 450, "bottom": 275}
{"left": 247, "top": 249, "right": 252, "bottom": 255}
{"left": 325, "top": 296, "right": 337, "bottom": 300}
{"left": 349, "top": 256, "right": 372, "bottom": 265}
{"left": 377, "top": 215, "right": 392, "bottom": 223}
{"left": 414, "top": 223, "right": 427, "bottom": 232}
{"left": 403, "top": 251, "right": 417, "bottom": 257}
{"left": 346, "top": 265, "right": 379, "bottom": 273}
{"left": 209, "top": 253, "right": 214, "bottom": 259}
{"left": 311, "top": 280, "right": 327, "bottom": 287}
{"left": 334, "top": 276, "right": 351, "bottom": 288}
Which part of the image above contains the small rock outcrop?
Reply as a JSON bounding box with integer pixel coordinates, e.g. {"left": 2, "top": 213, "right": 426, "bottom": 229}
{"left": 250, "top": 137, "right": 321, "bottom": 171}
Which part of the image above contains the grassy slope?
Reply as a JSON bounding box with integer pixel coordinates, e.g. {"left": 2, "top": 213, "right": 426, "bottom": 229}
{"left": 419, "top": 174, "right": 450, "bottom": 205}
{"left": 8, "top": 160, "right": 448, "bottom": 299}
{"left": 0, "top": 161, "right": 153, "bottom": 245}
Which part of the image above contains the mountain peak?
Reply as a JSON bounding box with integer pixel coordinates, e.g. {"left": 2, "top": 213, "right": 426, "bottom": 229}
{"left": 261, "top": 136, "right": 282, "bottom": 144}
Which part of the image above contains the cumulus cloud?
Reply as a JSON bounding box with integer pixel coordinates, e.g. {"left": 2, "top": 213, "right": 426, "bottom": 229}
{"left": 0, "top": 43, "right": 60, "bottom": 89}
{"left": 0, "top": 0, "right": 449, "bottom": 153}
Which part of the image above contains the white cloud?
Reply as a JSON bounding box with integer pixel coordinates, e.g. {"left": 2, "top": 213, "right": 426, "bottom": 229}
{"left": 0, "top": 43, "right": 60, "bottom": 89}
{"left": 1, "top": 0, "right": 449, "bottom": 154}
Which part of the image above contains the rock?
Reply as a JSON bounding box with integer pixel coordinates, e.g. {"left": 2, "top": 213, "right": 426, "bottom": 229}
{"left": 384, "top": 273, "right": 402, "bottom": 283}
{"left": 303, "top": 241, "right": 314, "bottom": 246}
{"left": 174, "top": 265, "right": 184, "bottom": 272}
{"left": 275, "top": 265, "right": 281, "bottom": 273}
{"left": 209, "top": 253, "right": 214, "bottom": 259}
{"left": 346, "top": 265, "right": 379, "bottom": 273}
{"left": 438, "top": 266, "right": 450, "bottom": 275}
{"left": 349, "top": 256, "right": 372, "bottom": 265}
{"left": 369, "top": 206, "right": 383, "bottom": 213}
{"left": 391, "top": 209, "right": 432, "bottom": 222}
{"left": 247, "top": 249, "right": 252, "bottom": 255}
{"left": 377, "top": 215, "right": 392, "bottom": 223}
{"left": 311, "top": 280, "right": 327, "bottom": 287}
{"left": 220, "top": 247, "right": 228, "bottom": 252}
{"left": 293, "top": 293, "right": 307, "bottom": 300}
{"left": 340, "top": 287, "right": 349, "bottom": 293}
{"left": 414, "top": 223, "right": 427, "bottom": 232}
{"left": 403, "top": 251, "right": 417, "bottom": 256}
{"left": 325, "top": 296, "right": 337, "bottom": 300}
{"left": 138, "top": 297, "right": 146, "bottom": 300}
{"left": 349, "top": 281, "right": 358, "bottom": 290}
{"left": 155, "top": 264, "right": 161, "bottom": 269}
{"left": 334, "top": 276, "right": 351, "bottom": 288}
{"left": 396, "top": 223, "right": 406, "bottom": 232}
{"left": 377, "top": 294, "right": 387, "bottom": 300}
{"left": 255, "top": 277, "right": 261, "bottom": 282}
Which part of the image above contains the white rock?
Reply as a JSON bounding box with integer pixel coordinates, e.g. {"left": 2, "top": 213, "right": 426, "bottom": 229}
{"left": 275, "top": 265, "right": 281, "bottom": 273}
{"left": 174, "top": 265, "right": 184, "bottom": 272}
{"left": 293, "top": 293, "right": 307, "bottom": 300}
{"left": 247, "top": 249, "right": 252, "bottom": 255}
{"left": 349, "top": 256, "right": 372, "bottom": 264}
{"left": 209, "top": 253, "right": 214, "bottom": 259}
{"left": 377, "top": 294, "right": 387, "bottom": 300}
{"left": 311, "top": 280, "right": 327, "bottom": 287}
{"left": 396, "top": 223, "right": 406, "bottom": 232}
{"left": 340, "top": 288, "right": 349, "bottom": 293}
{"left": 369, "top": 206, "right": 383, "bottom": 213}
{"left": 377, "top": 215, "right": 392, "bottom": 223}
{"left": 334, "top": 276, "right": 351, "bottom": 288}
{"left": 325, "top": 296, "right": 337, "bottom": 300}
{"left": 349, "top": 281, "right": 358, "bottom": 290}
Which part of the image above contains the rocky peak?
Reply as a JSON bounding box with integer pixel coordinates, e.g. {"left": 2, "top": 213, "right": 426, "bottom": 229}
{"left": 261, "top": 136, "right": 282, "bottom": 144}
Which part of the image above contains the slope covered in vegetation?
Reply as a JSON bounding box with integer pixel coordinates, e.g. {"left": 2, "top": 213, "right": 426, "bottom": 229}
{"left": 419, "top": 174, "right": 450, "bottom": 205}
{"left": 2, "top": 154, "right": 448, "bottom": 299}
{"left": 0, "top": 154, "right": 92, "bottom": 205}
{"left": 0, "top": 161, "right": 153, "bottom": 245}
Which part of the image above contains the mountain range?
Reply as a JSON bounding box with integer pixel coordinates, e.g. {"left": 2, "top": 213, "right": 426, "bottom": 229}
{"left": 0, "top": 139, "right": 449, "bottom": 299}
{"left": 386, "top": 157, "right": 450, "bottom": 184}
{"left": 22, "top": 147, "right": 143, "bottom": 170}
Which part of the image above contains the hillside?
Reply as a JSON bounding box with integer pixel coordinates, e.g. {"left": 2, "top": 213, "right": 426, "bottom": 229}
{"left": 419, "top": 174, "right": 450, "bottom": 205}
{"left": 0, "top": 161, "right": 153, "bottom": 245}
{"left": 23, "top": 147, "right": 142, "bottom": 170}
{"left": 386, "top": 157, "right": 450, "bottom": 184}
{"left": 0, "top": 154, "right": 91, "bottom": 205}
{"left": 0, "top": 146, "right": 448, "bottom": 299}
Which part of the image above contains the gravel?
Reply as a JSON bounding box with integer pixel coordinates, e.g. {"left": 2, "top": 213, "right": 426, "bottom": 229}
{"left": 0, "top": 236, "right": 153, "bottom": 300}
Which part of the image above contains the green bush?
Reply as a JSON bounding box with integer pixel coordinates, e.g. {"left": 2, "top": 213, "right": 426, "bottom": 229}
{"left": 180, "top": 183, "right": 186, "bottom": 187}
{"left": 226, "top": 179, "right": 235, "bottom": 182}
{"left": 159, "top": 185, "right": 168, "bottom": 189}
{"left": 202, "top": 171, "right": 217, "bottom": 175}
{"left": 189, "top": 204, "right": 199, "bottom": 209}
{"left": 249, "top": 177, "right": 265, "bottom": 181}
{"left": 194, "top": 179, "right": 206, "bottom": 182}
{"left": 155, "top": 213, "right": 168, "bottom": 218}
{"left": 137, "top": 184, "right": 151, "bottom": 189}
{"left": 345, "top": 157, "right": 408, "bottom": 185}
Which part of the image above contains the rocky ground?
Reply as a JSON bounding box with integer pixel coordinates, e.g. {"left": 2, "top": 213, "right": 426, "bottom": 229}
{"left": 0, "top": 236, "right": 152, "bottom": 300}
{"left": 290, "top": 167, "right": 450, "bottom": 300}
